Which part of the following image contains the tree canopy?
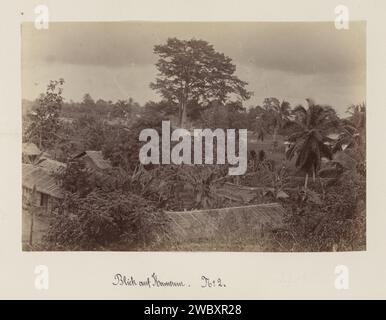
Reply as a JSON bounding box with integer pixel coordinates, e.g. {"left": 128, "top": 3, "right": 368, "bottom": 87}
{"left": 24, "top": 79, "right": 65, "bottom": 149}
{"left": 150, "top": 37, "right": 252, "bottom": 127}
{"left": 286, "top": 99, "right": 340, "bottom": 188}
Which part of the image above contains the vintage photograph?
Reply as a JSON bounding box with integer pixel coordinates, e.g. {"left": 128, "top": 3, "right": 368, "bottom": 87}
{"left": 21, "top": 21, "right": 366, "bottom": 252}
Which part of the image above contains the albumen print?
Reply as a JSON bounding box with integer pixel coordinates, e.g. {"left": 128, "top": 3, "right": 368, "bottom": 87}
{"left": 21, "top": 21, "right": 366, "bottom": 252}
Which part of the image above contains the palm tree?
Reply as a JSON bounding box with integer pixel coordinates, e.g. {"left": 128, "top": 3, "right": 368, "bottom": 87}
{"left": 333, "top": 102, "right": 366, "bottom": 153}
{"left": 286, "top": 99, "right": 339, "bottom": 189}
{"left": 331, "top": 103, "right": 366, "bottom": 181}
{"left": 262, "top": 97, "right": 291, "bottom": 146}
{"left": 347, "top": 102, "right": 366, "bottom": 130}
{"left": 256, "top": 117, "right": 268, "bottom": 141}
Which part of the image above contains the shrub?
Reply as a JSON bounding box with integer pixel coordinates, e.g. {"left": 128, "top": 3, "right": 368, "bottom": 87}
{"left": 44, "top": 190, "right": 168, "bottom": 250}
{"left": 272, "top": 179, "right": 365, "bottom": 252}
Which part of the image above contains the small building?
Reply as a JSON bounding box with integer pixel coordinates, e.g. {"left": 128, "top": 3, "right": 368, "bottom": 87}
{"left": 36, "top": 158, "right": 67, "bottom": 175}
{"left": 22, "top": 163, "right": 64, "bottom": 213}
{"left": 22, "top": 143, "right": 41, "bottom": 164}
{"left": 58, "top": 117, "right": 74, "bottom": 124}
{"left": 163, "top": 203, "right": 286, "bottom": 249}
{"left": 72, "top": 151, "right": 112, "bottom": 171}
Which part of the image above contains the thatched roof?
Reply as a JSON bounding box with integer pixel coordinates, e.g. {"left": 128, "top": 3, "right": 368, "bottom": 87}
{"left": 164, "top": 203, "right": 286, "bottom": 245}
{"left": 22, "top": 143, "right": 41, "bottom": 156}
{"left": 37, "top": 158, "right": 67, "bottom": 174}
{"left": 73, "top": 151, "right": 112, "bottom": 170}
{"left": 22, "top": 164, "right": 63, "bottom": 198}
{"left": 214, "top": 182, "right": 263, "bottom": 203}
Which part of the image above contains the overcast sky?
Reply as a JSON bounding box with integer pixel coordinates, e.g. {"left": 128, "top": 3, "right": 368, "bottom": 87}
{"left": 21, "top": 21, "right": 366, "bottom": 115}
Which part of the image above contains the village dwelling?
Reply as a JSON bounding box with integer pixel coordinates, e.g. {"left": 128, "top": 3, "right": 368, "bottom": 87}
{"left": 36, "top": 157, "right": 67, "bottom": 175}
{"left": 163, "top": 203, "right": 286, "bottom": 248}
{"left": 58, "top": 116, "right": 74, "bottom": 124}
{"left": 22, "top": 161, "right": 66, "bottom": 213}
{"left": 22, "top": 142, "right": 41, "bottom": 164}
{"left": 72, "top": 150, "right": 112, "bottom": 171}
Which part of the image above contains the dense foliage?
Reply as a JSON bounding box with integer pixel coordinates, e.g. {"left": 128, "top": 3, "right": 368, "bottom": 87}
{"left": 151, "top": 38, "right": 252, "bottom": 126}
{"left": 45, "top": 190, "right": 167, "bottom": 250}
{"left": 23, "top": 38, "right": 366, "bottom": 252}
{"left": 24, "top": 79, "right": 65, "bottom": 149}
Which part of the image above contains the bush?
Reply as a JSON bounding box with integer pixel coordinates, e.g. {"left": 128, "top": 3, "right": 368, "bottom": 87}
{"left": 272, "top": 179, "right": 365, "bottom": 252}
{"left": 44, "top": 190, "right": 168, "bottom": 250}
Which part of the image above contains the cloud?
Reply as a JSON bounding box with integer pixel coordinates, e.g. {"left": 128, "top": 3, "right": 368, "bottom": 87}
{"left": 21, "top": 21, "right": 366, "bottom": 115}
{"left": 22, "top": 22, "right": 157, "bottom": 67}
{"left": 22, "top": 21, "right": 365, "bottom": 74}
{"left": 227, "top": 22, "right": 365, "bottom": 75}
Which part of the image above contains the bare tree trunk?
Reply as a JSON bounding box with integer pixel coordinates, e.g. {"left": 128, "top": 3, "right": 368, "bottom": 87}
{"left": 29, "top": 211, "right": 34, "bottom": 246}
{"left": 272, "top": 126, "right": 279, "bottom": 149}
{"left": 180, "top": 104, "right": 188, "bottom": 128}
{"left": 178, "top": 101, "right": 183, "bottom": 127}
{"left": 304, "top": 173, "right": 309, "bottom": 190}
{"left": 39, "top": 129, "right": 42, "bottom": 150}
{"left": 273, "top": 126, "right": 278, "bottom": 142}
{"left": 179, "top": 86, "right": 189, "bottom": 128}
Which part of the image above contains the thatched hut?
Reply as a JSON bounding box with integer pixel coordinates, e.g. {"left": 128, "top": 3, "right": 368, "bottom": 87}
{"left": 22, "top": 163, "right": 64, "bottom": 213}
{"left": 72, "top": 150, "right": 112, "bottom": 172}
{"left": 163, "top": 203, "right": 286, "bottom": 250}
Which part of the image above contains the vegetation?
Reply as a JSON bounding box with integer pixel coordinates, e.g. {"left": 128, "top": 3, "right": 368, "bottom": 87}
{"left": 150, "top": 38, "right": 251, "bottom": 127}
{"left": 285, "top": 99, "right": 341, "bottom": 189}
{"left": 261, "top": 97, "right": 291, "bottom": 144}
{"left": 24, "top": 79, "right": 65, "bottom": 149}
{"left": 22, "top": 37, "right": 366, "bottom": 252}
{"left": 45, "top": 190, "right": 167, "bottom": 250}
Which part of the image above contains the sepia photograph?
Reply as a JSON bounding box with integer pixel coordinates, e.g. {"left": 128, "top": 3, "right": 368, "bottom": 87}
{"left": 21, "top": 21, "right": 366, "bottom": 252}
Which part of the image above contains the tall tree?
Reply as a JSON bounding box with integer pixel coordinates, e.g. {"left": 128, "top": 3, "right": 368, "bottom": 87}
{"left": 102, "top": 103, "right": 165, "bottom": 172}
{"left": 347, "top": 102, "right": 366, "bottom": 131}
{"left": 111, "top": 99, "right": 131, "bottom": 119}
{"left": 25, "top": 79, "right": 65, "bottom": 149}
{"left": 74, "top": 115, "right": 108, "bottom": 151}
{"left": 150, "top": 38, "right": 252, "bottom": 127}
{"left": 110, "top": 98, "right": 141, "bottom": 120}
{"left": 286, "top": 99, "right": 339, "bottom": 189}
{"left": 262, "top": 97, "right": 291, "bottom": 145}
{"left": 333, "top": 103, "right": 366, "bottom": 153}
{"left": 82, "top": 93, "right": 95, "bottom": 108}
{"left": 250, "top": 105, "right": 269, "bottom": 141}
{"left": 332, "top": 103, "right": 366, "bottom": 179}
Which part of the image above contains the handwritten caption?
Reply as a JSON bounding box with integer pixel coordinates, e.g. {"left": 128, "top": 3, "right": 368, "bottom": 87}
{"left": 112, "top": 273, "right": 227, "bottom": 289}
